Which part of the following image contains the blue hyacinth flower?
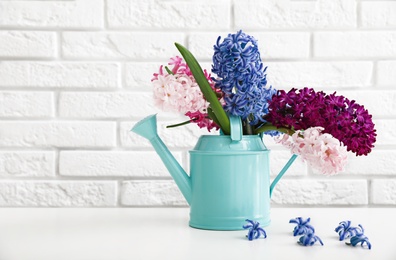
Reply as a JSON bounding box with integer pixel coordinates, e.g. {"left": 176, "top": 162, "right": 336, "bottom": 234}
{"left": 243, "top": 219, "right": 267, "bottom": 241}
{"left": 212, "top": 30, "right": 278, "bottom": 127}
{"left": 346, "top": 235, "right": 372, "bottom": 250}
{"left": 297, "top": 232, "right": 324, "bottom": 246}
{"left": 335, "top": 221, "right": 364, "bottom": 241}
{"left": 289, "top": 217, "right": 315, "bottom": 236}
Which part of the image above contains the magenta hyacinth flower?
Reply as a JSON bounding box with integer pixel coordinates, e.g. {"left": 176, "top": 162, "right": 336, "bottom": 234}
{"left": 267, "top": 88, "right": 377, "bottom": 156}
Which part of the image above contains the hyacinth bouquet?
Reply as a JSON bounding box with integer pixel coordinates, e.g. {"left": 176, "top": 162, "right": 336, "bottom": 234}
{"left": 151, "top": 30, "right": 377, "bottom": 175}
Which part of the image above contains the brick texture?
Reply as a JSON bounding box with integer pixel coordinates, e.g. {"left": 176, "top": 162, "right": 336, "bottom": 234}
{"left": 62, "top": 32, "right": 184, "bottom": 59}
{"left": 0, "top": 181, "right": 117, "bottom": 206}
{"left": 271, "top": 180, "right": 368, "bottom": 205}
{"left": 60, "top": 151, "right": 183, "bottom": 177}
{"left": 234, "top": 0, "right": 356, "bottom": 29}
{"left": 0, "top": 92, "right": 54, "bottom": 117}
{"left": 0, "top": 0, "right": 104, "bottom": 28}
{"left": 0, "top": 151, "right": 55, "bottom": 177}
{"left": 0, "top": 62, "right": 120, "bottom": 88}
{"left": 0, "top": 122, "right": 116, "bottom": 148}
{"left": 361, "top": 1, "right": 396, "bottom": 28}
{"left": 59, "top": 92, "right": 156, "bottom": 118}
{"left": 0, "top": 31, "right": 56, "bottom": 58}
{"left": 314, "top": 32, "right": 396, "bottom": 58}
{"left": 121, "top": 180, "right": 186, "bottom": 206}
{"left": 107, "top": 0, "right": 230, "bottom": 29}
{"left": 372, "top": 180, "right": 396, "bottom": 205}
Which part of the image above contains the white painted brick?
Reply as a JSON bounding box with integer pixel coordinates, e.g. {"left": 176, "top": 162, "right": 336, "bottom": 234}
{"left": 188, "top": 32, "right": 310, "bottom": 60}
{"left": 60, "top": 151, "right": 183, "bottom": 177}
{"left": 335, "top": 90, "right": 396, "bottom": 117}
{"left": 107, "top": 0, "right": 229, "bottom": 29}
{"left": 59, "top": 92, "right": 156, "bottom": 118}
{"left": 122, "top": 120, "right": 215, "bottom": 149}
{"left": 374, "top": 119, "right": 396, "bottom": 146}
{"left": 0, "top": 91, "right": 53, "bottom": 118}
{"left": 270, "top": 150, "right": 306, "bottom": 177}
{"left": 377, "top": 61, "right": 396, "bottom": 86}
{"left": 235, "top": 0, "right": 356, "bottom": 29}
{"left": 361, "top": 1, "right": 396, "bottom": 28}
{"left": 121, "top": 180, "right": 186, "bottom": 206}
{"left": 271, "top": 179, "right": 368, "bottom": 205}
{"left": 0, "top": 121, "right": 116, "bottom": 148}
{"left": 0, "top": 0, "right": 103, "bottom": 28}
{"left": 372, "top": 179, "right": 396, "bottom": 205}
{"left": 0, "top": 181, "right": 117, "bottom": 206}
{"left": 62, "top": 32, "right": 184, "bottom": 59}
{"left": 267, "top": 62, "right": 373, "bottom": 88}
{"left": 0, "top": 151, "right": 55, "bottom": 177}
{"left": 0, "top": 31, "right": 56, "bottom": 58}
{"left": 125, "top": 62, "right": 160, "bottom": 90}
{"left": 340, "top": 150, "right": 396, "bottom": 175}
{"left": 0, "top": 62, "right": 119, "bottom": 88}
{"left": 314, "top": 32, "right": 396, "bottom": 58}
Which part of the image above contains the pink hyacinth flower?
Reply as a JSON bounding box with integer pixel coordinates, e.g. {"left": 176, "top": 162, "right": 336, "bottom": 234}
{"left": 152, "top": 56, "right": 219, "bottom": 131}
{"left": 276, "top": 127, "right": 348, "bottom": 175}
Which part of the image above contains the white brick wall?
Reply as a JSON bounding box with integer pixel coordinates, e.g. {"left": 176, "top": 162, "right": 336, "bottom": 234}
{"left": 0, "top": 0, "right": 394, "bottom": 207}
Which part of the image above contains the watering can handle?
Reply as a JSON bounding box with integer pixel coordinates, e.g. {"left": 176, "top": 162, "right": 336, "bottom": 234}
{"left": 229, "top": 115, "right": 242, "bottom": 142}
{"left": 269, "top": 154, "right": 298, "bottom": 198}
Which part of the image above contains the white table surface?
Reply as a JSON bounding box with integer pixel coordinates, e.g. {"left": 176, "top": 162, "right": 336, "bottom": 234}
{"left": 0, "top": 207, "right": 393, "bottom": 260}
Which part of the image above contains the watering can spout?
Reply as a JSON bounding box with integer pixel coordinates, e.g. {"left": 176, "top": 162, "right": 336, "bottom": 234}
{"left": 131, "top": 114, "right": 192, "bottom": 205}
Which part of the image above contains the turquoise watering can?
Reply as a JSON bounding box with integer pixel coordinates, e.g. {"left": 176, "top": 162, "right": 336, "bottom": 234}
{"left": 131, "top": 114, "right": 297, "bottom": 230}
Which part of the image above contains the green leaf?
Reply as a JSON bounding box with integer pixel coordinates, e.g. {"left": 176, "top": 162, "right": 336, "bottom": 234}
{"left": 175, "top": 43, "right": 230, "bottom": 135}
{"left": 207, "top": 106, "right": 221, "bottom": 127}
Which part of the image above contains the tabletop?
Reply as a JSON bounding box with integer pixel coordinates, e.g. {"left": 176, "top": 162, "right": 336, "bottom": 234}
{"left": 0, "top": 207, "right": 394, "bottom": 260}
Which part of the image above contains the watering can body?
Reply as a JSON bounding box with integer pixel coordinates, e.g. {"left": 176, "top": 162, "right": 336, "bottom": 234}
{"left": 189, "top": 135, "right": 271, "bottom": 229}
{"left": 131, "top": 114, "right": 296, "bottom": 230}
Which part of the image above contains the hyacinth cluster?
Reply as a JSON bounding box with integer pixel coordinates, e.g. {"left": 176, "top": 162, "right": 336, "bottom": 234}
{"left": 267, "top": 88, "right": 377, "bottom": 156}
{"left": 212, "top": 30, "right": 277, "bottom": 125}
{"left": 150, "top": 30, "right": 376, "bottom": 175}
{"left": 152, "top": 56, "right": 219, "bottom": 131}
{"left": 276, "top": 127, "right": 348, "bottom": 175}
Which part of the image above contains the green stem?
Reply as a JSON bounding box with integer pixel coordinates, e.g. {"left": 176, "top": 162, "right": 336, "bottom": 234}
{"left": 254, "top": 124, "right": 295, "bottom": 135}
{"left": 175, "top": 43, "right": 230, "bottom": 135}
{"left": 166, "top": 119, "right": 192, "bottom": 128}
{"left": 165, "top": 66, "right": 173, "bottom": 75}
{"left": 243, "top": 119, "right": 253, "bottom": 135}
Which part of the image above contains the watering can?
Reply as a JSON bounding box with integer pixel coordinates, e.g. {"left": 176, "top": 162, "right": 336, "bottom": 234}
{"left": 131, "top": 114, "right": 297, "bottom": 230}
